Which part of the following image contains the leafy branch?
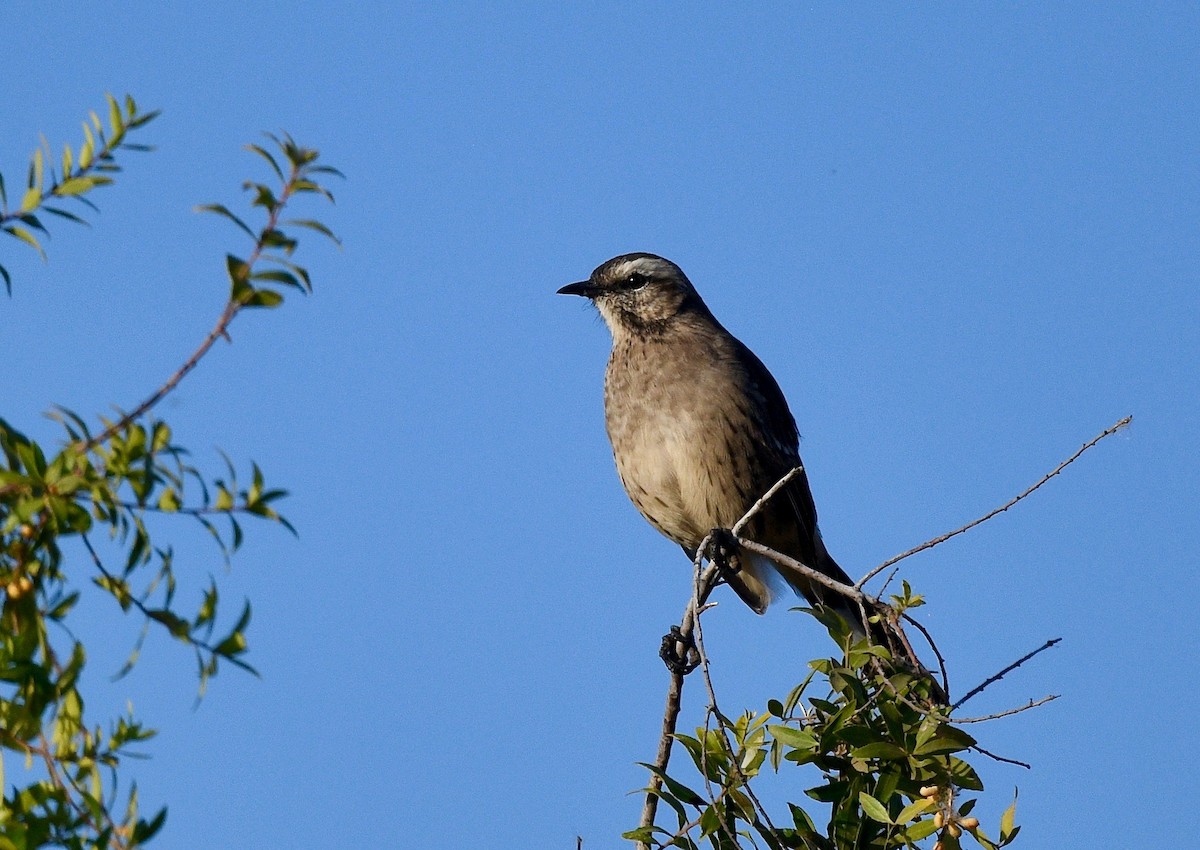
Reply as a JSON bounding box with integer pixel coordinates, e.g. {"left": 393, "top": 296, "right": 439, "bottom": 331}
{"left": 85, "top": 132, "right": 342, "bottom": 450}
{"left": 1, "top": 95, "right": 340, "bottom": 849}
{"left": 0, "top": 93, "right": 159, "bottom": 294}
{"left": 628, "top": 418, "right": 1129, "bottom": 850}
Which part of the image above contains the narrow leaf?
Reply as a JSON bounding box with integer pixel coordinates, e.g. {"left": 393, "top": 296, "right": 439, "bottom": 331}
{"left": 195, "top": 203, "right": 256, "bottom": 240}
{"left": 4, "top": 225, "right": 46, "bottom": 259}
{"left": 858, "top": 792, "right": 893, "bottom": 825}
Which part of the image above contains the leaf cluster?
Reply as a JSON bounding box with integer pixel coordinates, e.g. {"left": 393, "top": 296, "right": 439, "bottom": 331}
{"left": 629, "top": 611, "right": 1021, "bottom": 850}
{"left": 0, "top": 94, "right": 158, "bottom": 294}
{"left": 0, "top": 96, "right": 339, "bottom": 849}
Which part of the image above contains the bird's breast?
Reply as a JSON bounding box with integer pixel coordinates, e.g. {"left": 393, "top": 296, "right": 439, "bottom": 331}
{"left": 603, "top": 333, "right": 760, "bottom": 547}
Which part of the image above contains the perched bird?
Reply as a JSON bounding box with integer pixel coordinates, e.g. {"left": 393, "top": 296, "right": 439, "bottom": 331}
{"left": 558, "top": 252, "right": 868, "bottom": 633}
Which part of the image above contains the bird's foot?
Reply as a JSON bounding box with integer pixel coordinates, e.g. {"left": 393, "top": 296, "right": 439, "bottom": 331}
{"left": 706, "top": 527, "right": 742, "bottom": 581}
{"left": 659, "top": 625, "right": 700, "bottom": 675}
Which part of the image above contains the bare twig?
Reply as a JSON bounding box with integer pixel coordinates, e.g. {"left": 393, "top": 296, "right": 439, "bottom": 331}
{"left": 900, "top": 612, "right": 950, "bottom": 700}
{"left": 857, "top": 416, "right": 1132, "bottom": 589}
{"left": 970, "top": 744, "right": 1032, "bottom": 769}
{"left": 83, "top": 300, "right": 239, "bottom": 451}
{"left": 736, "top": 538, "right": 864, "bottom": 603}
{"left": 637, "top": 545, "right": 720, "bottom": 848}
{"left": 876, "top": 565, "right": 902, "bottom": 597}
{"left": 949, "top": 695, "right": 1060, "bottom": 723}
{"left": 731, "top": 466, "right": 804, "bottom": 536}
{"left": 952, "top": 638, "right": 1062, "bottom": 710}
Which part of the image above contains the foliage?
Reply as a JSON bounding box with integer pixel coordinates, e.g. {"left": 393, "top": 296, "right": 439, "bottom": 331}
{"left": 0, "top": 95, "right": 340, "bottom": 849}
{"left": 0, "top": 94, "right": 158, "bottom": 294}
{"left": 627, "top": 607, "right": 1022, "bottom": 850}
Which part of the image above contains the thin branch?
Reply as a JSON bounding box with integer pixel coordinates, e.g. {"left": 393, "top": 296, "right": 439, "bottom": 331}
{"left": 949, "top": 695, "right": 1060, "bottom": 723}
{"left": 637, "top": 672, "right": 684, "bottom": 850}
{"left": 637, "top": 542, "right": 720, "bottom": 849}
{"left": 970, "top": 744, "right": 1032, "bottom": 769}
{"left": 857, "top": 416, "right": 1132, "bottom": 589}
{"left": 737, "top": 537, "right": 864, "bottom": 603}
{"left": 741, "top": 532, "right": 944, "bottom": 703}
{"left": 952, "top": 638, "right": 1062, "bottom": 710}
{"left": 731, "top": 466, "right": 804, "bottom": 536}
{"left": 691, "top": 573, "right": 751, "bottom": 850}
{"left": 900, "top": 611, "right": 950, "bottom": 700}
{"left": 83, "top": 303, "right": 239, "bottom": 450}
{"left": 81, "top": 161, "right": 304, "bottom": 451}
{"left": 79, "top": 532, "right": 229, "bottom": 661}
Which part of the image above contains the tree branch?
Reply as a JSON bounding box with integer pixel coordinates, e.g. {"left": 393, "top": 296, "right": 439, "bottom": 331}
{"left": 952, "top": 638, "right": 1062, "bottom": 710}
{"left": 857, "top": 416, "right": 1132, "bottom": 589}
{"left": 970, "top": 744, "right": 1032, "bottom": 769}
{"left": 949, "top": 694, "right": 1060, "bottom": 723}
{"left": 81, "top": 195, "right": 298, "bottom": 450}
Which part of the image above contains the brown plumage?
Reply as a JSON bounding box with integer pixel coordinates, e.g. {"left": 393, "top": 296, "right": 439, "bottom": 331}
{"left": 558, "top": 252, "right": 861, "bottom": 623}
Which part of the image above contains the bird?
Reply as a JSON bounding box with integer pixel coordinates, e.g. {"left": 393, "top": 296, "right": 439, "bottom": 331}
{"left": 557, "top": 252, "right": 875, "bottom": 638}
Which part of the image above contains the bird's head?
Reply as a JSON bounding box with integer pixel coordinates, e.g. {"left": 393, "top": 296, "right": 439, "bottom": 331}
{"left": 557, "top": 253, "right": 706, "bottom": 334}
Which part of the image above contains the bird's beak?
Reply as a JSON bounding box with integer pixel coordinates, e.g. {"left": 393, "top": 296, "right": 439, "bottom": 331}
{"left": 557, "top": 280, "right": 597, "bottom": 298}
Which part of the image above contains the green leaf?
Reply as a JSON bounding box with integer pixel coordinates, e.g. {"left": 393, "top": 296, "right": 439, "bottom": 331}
{"left": 215, "top": 630, "right": 247, "bottom": 657}
{"left": 106, "top": 92, "right": 124, "bottom": 138}
{"left": 947, "top": 756, "right": 984, "bottom": 791}
{"left": 132, "top": 807, "right": 168, "bottom": 842}
{"left": 242, "top": 289, "right": 284, "bottom": 308}
{"left": 638, "top": 763, "right": 705, "bottom": 807}
{"left": 914, "top": 724, "right": 976, "bottom": 756}
{"left": 858, "top": 791, "right": 893, "bottom": 825}
{"left": 851, "top": 742, "right": 908, "bottom": 760}
{"left": 768, "top": 724, "right": 818, "bottom": 751}
{"left": 698, "top": 805, "right": 722, "bottom": 837}
{"left": 147, "top": 609, "right": 190, "bottom": 639}
{"left": 620, "top": 827, "right": 659, "bottom": 843}
{"left": 56, "top": 176, "right": 109, "bottom": 195}
{"left": 157, "top": 488, "right": 181, "bottom": 512}
{"left": 195, "top": 203, "right": 256, "bottom": 240}
{"left": 245, "top": 143, "right": 285, "bottom": 181}
{"left": 20, "top": 186, "right": 41, "bottom": 211}
{"left": 80, "top": 125, "right": 95, "bottom": 169}
{"left": 226, "top": 253, "right": 251, "bottom": 299}
{"left": 1000, "top": 794, "right": 1017, "bottom": 840}
{"left": 904, "top": 818, "right": 940, "bottom": 841}
{"left": 41, "top": 205, "right": 90, "bottom": 226}
{"left": 4, "top": 225, "right": 46, "bottom": 260}
{"left": 30, "top": 146, "right": 44, "bottom": 192}
{"left": 896, "top": 798, "right": 934, "bottom": 824}
{"left": 284, "top": 218, "right": 341, "bottom": 245}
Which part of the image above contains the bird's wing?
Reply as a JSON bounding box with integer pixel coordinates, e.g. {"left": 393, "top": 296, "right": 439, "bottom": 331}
{"left": 728, "top": 335, "right": 825, "bottom": 570}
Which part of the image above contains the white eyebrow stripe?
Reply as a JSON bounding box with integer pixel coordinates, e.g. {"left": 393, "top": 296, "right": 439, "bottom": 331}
{"left": 613, "top": 256, "right": 672, "bottom": 278}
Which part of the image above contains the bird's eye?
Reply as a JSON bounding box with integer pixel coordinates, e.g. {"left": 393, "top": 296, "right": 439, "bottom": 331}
{"left": 625, "top": 272, "right": 649, "bottom": 291}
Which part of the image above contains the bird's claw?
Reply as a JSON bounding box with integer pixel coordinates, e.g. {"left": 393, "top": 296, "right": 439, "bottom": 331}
{"left": 659, "top": 625, "right": 700, "bottom": 675}
{"left": 707, "top": 528, "right": 742, "bottom": 580}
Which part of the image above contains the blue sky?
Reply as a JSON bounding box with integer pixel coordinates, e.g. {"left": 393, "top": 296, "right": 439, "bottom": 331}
{"left": 2, "top": 3, "right": 1197, "bottom": 847}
